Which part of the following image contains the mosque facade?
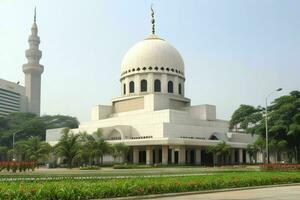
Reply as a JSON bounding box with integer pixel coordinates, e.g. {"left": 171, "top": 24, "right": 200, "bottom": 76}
{"left": 46, "top": 9, "right": 260, "bottom": 165}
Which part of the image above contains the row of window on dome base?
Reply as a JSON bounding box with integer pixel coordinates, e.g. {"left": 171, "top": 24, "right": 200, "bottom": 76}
{"left": 123, "top": 80, "right": 182, "bottom": 95}
{"left": 121, "top": 66, "right": 184, "bottom": 76}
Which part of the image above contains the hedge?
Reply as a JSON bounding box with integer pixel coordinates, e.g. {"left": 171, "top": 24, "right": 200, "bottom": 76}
{"left": 0, "top": 161, "right": 36, "bottom": 173}
{"left": 260, "top": 164, "right": 300, "bottom": 171}
{"left": 0, "top": 172, "right": 300, "bottom": 199}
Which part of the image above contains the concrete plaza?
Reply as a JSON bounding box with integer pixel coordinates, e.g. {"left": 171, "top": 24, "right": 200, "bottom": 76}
{"left": 152, "top": 185, "right": 300, "bottom": 200}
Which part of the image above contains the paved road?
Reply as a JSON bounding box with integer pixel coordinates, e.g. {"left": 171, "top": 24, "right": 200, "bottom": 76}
{"left": 151, "top": 185, "right": 300, "bottom": 200}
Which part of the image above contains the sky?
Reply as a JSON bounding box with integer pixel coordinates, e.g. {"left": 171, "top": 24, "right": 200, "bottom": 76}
{"left": 0, "top": 0, "right": 299, "bottom": 122}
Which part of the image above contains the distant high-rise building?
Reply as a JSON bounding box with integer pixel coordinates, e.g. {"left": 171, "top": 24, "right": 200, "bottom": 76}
{"left": 0, "top": 8, "right": 43, "bottom": 117}
{"left": 0, "top": 79, "right": 27, "bottom": 116}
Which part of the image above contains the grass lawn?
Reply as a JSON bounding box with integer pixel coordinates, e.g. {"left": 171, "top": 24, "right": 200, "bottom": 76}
{"left": 0, "top": 165, "right": 259, "bottom": 180}
{"left": 0, "top": 168, "right": 300, "bottom": 199}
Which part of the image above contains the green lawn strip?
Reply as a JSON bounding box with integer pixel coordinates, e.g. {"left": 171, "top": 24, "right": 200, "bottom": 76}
{"left": 0, "top": 173, "right": 213, "bottom": 182}
{"left": 0, "top": 172, "right": 300, "bottom": 200}
{"left": 0, "top": 166, "right": 258, "bottom": 180}
{"left": 0, "top": 170, "right": 256, "bottom": 181}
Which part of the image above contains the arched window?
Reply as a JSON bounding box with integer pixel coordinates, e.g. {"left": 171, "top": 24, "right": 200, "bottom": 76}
{"left": 123, "top": 83, "right": 126, "bottom": 95}
{"left": 154, "top": 79, "right": 161, "bottom": 92}
{"left": 141, "top": 79, "right": 147, "bottom": 92}
{"left": 209, "top": 135, "right": 219, "bottom": 140}
{"left": 129, "top": 81, "right": 135, "bottom": 93}
{"left": 168, "top": 81, "right": 173, "bottom": 93}
{"left": 178, "top": 83, "right": 182, "bottom": 95}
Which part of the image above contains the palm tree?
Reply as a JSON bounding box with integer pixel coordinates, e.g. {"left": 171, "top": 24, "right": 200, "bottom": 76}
{"left": 54, "top": 128, "right": 80, "bottom": 168}
{"left": 111, "top": 143, "right": 129, "bottom": 163}
{"left": 24, "top": 136, "right": 51, "bottom": 163}
{"left": 208, "top": 141, "right": 231, "bottom": 165}
{"left": 78, "top": 131, "right": 96, "bottom": 166}
{"left": 92, "top": 129, "right": 111, "bottom": 165}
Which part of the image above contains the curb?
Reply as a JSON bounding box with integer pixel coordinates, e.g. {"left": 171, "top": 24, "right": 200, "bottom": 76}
{"left": 98, "top": 183, "right": 300, "bottom": 200}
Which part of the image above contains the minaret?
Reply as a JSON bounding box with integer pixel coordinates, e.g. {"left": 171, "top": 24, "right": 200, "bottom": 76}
{"left": 22, "top": 8, "right": 44, "bottom": 116}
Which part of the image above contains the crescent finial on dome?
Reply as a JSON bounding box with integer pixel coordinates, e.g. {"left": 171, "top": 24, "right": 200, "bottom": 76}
{"left": 151, "top": 4, "right": 155, "bottom": 34}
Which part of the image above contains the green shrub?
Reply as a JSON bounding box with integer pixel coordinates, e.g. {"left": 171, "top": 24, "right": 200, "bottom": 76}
{"left": 80, "top": 166, "right": 101, "bottom": 170}
{"left": 260, "top": 164, "right": 300, "bottom": 172}
{"left": 0, "top": 172, "right": 300, "bottom": 199}
{"left": 112, "top": 164, "right": 154, "bottom": 169}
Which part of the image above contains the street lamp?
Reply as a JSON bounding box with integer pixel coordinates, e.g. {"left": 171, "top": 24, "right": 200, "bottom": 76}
{"left": 12, "top": 130, "right": 22, "bottom": 161}
{"left": 265, "top": 88, "right": 282, "bottom": 164}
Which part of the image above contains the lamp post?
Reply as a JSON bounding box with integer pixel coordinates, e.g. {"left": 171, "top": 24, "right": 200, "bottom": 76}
{"left": 12, "top": 130, "right": 22, "bottom": 161}
{"left": 265, "top": 88, "right": 282, "bottom": 164}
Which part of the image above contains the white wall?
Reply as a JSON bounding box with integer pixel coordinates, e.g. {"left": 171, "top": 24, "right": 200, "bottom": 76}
{"left": 91, "top": 105, "right": 113, "bottom": 120}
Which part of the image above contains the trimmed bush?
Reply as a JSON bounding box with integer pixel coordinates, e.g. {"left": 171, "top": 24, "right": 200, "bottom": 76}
{"left": 0, "top": 161, "right": 36, "bottom": 173}
{"left": 112, "top": 164, "right": 154, "bottom": 169}
{"left": 260, "top": 164, "right": 300, "bottom": 171}
{"left": 80, "top": 166, "right": 101, "bottom": 170}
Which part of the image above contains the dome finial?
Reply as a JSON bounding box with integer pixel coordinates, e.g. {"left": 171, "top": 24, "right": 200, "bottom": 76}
{"left": 151, "top": 4, "right": 155, "bottom": 34}
{"left": 34, "top": 6, "right": 36, "bottom": 23}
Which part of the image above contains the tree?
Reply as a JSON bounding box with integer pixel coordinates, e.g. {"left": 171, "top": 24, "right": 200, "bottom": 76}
{"left": 111, "top": 143, "right": 129, "bottom": 163}
{"left": 0, "top": 113, "right": 79, "bottom": 149}
{"left": 208, "top": 141, "right": 231, "bottom": 165}
{"left": 20, "top": 136, "right": 51, "bottom": 163}
{"left": 230, "top": 91, "right": 300, "bottom": 163}
{"left": 0, "top": 117, "right": 8, "bottom": 131}
{"left": 54, "top": 128, "right": 81, "bottom": 168}
{"left": 269, "top": 139, "right": 287, "bottom": 162}
{"left": 229, "top": 105, "right": 263, "bottom": 133}
{"left": 246, "top": 144, "right": 259, "bottom": 164}
{"left": 77, "top": 129, "right": 111, "bottom": 166}
{"left": 92, "top": 129, "right": 110, "bottom": 165}
{"left": 78, "top": 131, "right": 97, "bottom": 166}
{"left": 41, "top": 115, "right": 79, "bottom": 129}
{"left": 0, "top": 146, "right": 8, "bottom": 161}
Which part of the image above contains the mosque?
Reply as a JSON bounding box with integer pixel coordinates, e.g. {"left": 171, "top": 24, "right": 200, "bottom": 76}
{"left": 46, "top": 8, "right": 260, "bottom": 165}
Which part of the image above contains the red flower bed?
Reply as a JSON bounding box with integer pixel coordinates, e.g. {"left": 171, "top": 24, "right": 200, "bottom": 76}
{"left": 0, "top": 161, "right": 36, "bottom": 173}
{"left": 260, "top": 164, "right": 300, "bottom": 171}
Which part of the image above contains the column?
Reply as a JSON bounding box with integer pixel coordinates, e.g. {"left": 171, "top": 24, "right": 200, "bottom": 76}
{"left": 155, "top": 148, "right": 160, "bottom": 164}
{"left": 181, "top": 81, "right": 185, "bottom": 96}
{"left": 133, "top": 147, "right": 139, "bottom": 164}
{"left": 213, "top": 153, "right": 217, "bottom": 165}
{"left": 174, "top": 76, "right": 179, "bottom": 95}
{"left": 171, "top": 149, "right": 175, "bottom": 164}
{"left": 148, "top": 73, "right": 154, "bottom": 93}
{"left": 161, "top": 74, "right": 168, "bottom": 93}
{"left": 135, "top": 74, "right": 141, "bottom": 95}
{"left": 146, "top": 146, "right": 153, "bottom": 165}
{"left": 162, "top": 146, "right": 168, "bottom": 165}
{"left": 195, "top": 149, "right": 201, "bottom": 165}
{"left": 186, "top": 150, "right": 191, "bottom": 164}
{"left": 239, "top": 149, "right": 243, "bottom": 164}
{"left": 246, "top": 152, "right": 251, "bottom": 164}
{"left": 124, "top": 77, "right": 129, "bottom": 96}
{"left": 256, "top": 152, "right": 261, "bottom": 163}
{"left": 179, "top": 146, "right": 186, "bottom": 164}
{"left": 231, "top": 149, "right": 235, "bottom": 164}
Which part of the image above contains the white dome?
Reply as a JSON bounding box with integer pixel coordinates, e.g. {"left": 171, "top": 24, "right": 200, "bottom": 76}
{"left": 121, "top": 35, "right": 184, "bottom": 76}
